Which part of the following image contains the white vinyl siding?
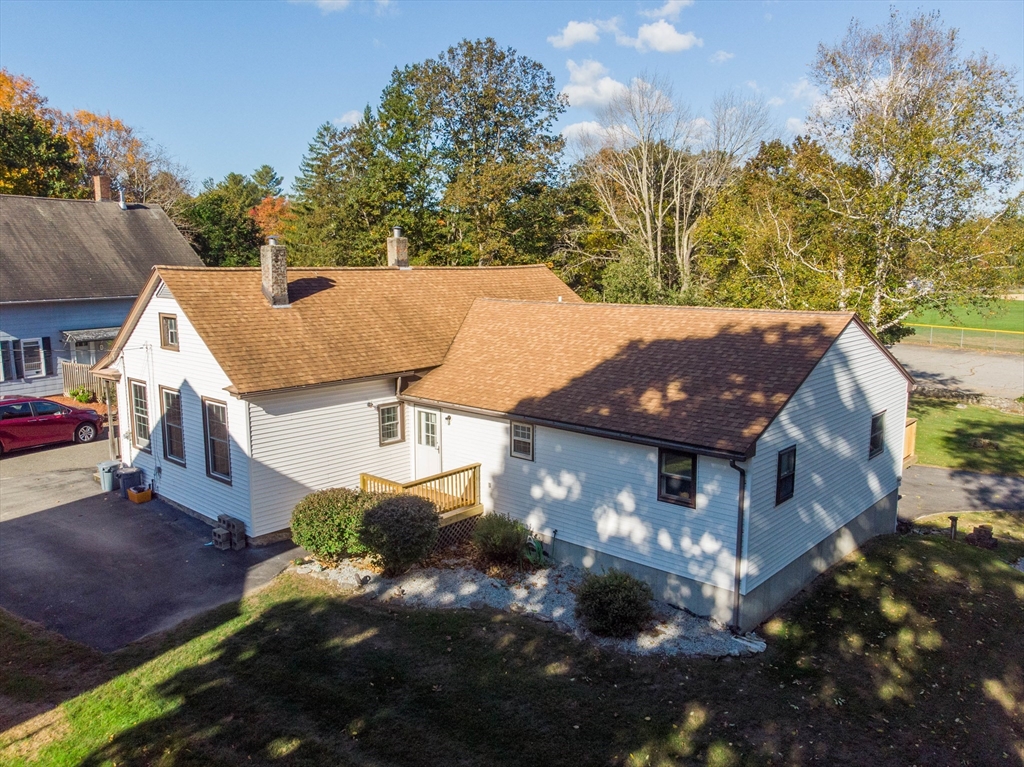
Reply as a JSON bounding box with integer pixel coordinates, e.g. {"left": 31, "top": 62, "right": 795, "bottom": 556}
{"left": 114, "top": 284, "right": 252, "bottom": 529}
{"left": 247, "top": 379, "right": 410, "bottom": 537}
{"left": 440, "top": 411, "right": 740, "bottom": 591}
{"left": 743, "top": 322, "right": 908, "bottom": 593}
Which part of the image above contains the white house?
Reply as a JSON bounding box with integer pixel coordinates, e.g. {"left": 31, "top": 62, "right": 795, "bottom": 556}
{"left": 96, "top": 237, "right": 912, "bottom": 631}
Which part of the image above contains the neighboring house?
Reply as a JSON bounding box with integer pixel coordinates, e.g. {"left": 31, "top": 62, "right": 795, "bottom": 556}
{"left": 96, "top": 237, "right": 912, "bottom": 631}
{"left": 0, "top": 178, "right": 203, "bottom": 397}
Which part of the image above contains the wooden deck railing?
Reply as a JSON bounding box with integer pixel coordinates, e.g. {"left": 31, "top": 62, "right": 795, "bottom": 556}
{"left": 360, "top": 463, "right": 481, "bottom": 515}
{"left": 61, "top": 360, "right": 104, "bottom": 397}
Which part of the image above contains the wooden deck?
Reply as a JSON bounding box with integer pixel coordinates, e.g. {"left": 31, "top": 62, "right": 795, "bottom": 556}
{"left": 360, "top": 464, "right": 483, "bottom": 527}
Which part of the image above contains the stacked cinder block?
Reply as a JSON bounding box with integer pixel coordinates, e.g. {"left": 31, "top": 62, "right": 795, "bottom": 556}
{"left": 218, "top": 515, "right": 248, "bottom": 550}
{"left": 965, "top": 525, "right": 998, "bottom": 550}
{"left": 212, "top": 527, "right": 232, "bottom": 550}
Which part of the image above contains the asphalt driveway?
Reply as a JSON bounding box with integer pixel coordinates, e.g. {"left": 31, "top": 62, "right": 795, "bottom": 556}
{"left": 0, "top": 440, "right": 299, "bottom": 652}
{"left": 899, "top": 464, "right": 1024, "bottom": 520}
{"left": 891, "top": 343, "right": 1024, "bottom": 399}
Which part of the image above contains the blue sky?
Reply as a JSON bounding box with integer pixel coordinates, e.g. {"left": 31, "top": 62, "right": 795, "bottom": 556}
{"left": 2, "top": 0, "right": 1021, "bottom": 191}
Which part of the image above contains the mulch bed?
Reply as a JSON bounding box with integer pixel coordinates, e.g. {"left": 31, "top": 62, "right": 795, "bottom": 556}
{"left": 45, "top": 395, "right": 110, "bottom": 417}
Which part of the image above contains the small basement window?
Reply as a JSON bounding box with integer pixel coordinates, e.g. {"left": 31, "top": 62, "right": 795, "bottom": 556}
{"left": 776, "top": 446, "right": 796, "bottom": 505}
{"left": 160, "top": 314, "right": 179, "bottom": 351}
{"left": 510, "top": 422, "right": 534, "bottom": 460}
{"left": 869, "top": 412, "right": 886, "bottom": 459}
{"left": 658, "top": 449, "right": 696, "bottom": 507}
{"left": 379, "top": 403, "right": 403, "bottom": 445}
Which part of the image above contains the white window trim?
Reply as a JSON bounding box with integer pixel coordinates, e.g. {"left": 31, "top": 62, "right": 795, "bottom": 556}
{"left": 510, "top": 422, "right": 534, "bottom": 461}
{"left": 378, "top": 403, "right": 403, "bottom": 445}
{"left": 21, "top": 338, "right": 45, "bottom": 379}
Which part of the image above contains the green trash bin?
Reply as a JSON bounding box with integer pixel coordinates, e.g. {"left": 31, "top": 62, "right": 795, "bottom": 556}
{"left": 97, "top": 460, "right": 120, "bottom": 492}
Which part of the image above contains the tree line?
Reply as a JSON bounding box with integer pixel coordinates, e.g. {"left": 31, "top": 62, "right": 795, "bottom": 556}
{"left": 2, "top": 12, "right": 1021, "bottom": 341}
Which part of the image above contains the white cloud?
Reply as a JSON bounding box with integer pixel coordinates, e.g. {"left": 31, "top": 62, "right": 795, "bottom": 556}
{"left": 291, "top": 0, "right": 352, "bottom": 13}
{"left": 334, "top": 110, "right": 363, "bottom": 126}
{"left": 789, "top": 76, "right": 820, "bottom": 103}
{"left": 561, "top": 59, "right": 628, "bottom": 109}
{"left": 785, "top": 117, "right": 807, "bottom": 134}
{"left": 709, "top": 50, "right": 734, "bottom": 64}
{"left": 548, "top": 20, "right": 601, "bottom": 48}
{"left": 619, "top": 20, "right": 702, "bottom": 53}
{"left": 561, "top": 120, "right": 630, "bottom": 147}
{"left": 746, "top": 80, "right": 761, "bottom": 92}
{"left": 767, "top": 96, "right": 785, "bottom": 107}
{"left": 640, "top": 0, "right": 694, "bottom": 20}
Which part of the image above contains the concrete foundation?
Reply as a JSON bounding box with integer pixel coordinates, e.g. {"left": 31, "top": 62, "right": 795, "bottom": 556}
{"left": 542, "top": 488, "right": 899, "bottom": 632}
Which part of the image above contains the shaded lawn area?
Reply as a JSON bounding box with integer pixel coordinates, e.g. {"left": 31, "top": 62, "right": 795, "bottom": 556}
{"left": 909, "top": 397, "right": 1024, "bottom": 476}
{"left": 909, "top": 299, "right": 1024, "bottom": 333}
{"left": 2, "top": 512, "right": 1023, "bottom": 766}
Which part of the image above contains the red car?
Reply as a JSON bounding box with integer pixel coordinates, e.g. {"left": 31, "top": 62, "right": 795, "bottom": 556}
{"left": 0, "top": 396, "right": 104, "bottom": 456}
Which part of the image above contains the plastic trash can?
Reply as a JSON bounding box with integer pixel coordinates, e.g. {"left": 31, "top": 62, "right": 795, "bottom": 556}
{"left": 97, "top": 460, "right": 121, "bottom": 492}
{"left": 117, "top": 467, "right": 142, "bottom": 499}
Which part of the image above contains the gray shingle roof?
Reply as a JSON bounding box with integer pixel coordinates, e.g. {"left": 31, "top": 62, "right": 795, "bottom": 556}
{"left": 0, "top": 195, "right": 202, "bottom": 303}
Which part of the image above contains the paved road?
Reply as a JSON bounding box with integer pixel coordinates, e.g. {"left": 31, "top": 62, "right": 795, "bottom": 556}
{"left": 1, "top": 441, "right": 300, "bottom": 651}
{"left": 891, "top": 343, "right": 1023, "bottom": 399}
{"left": 899, "top": 464, "right": 1024, "bottom": 520}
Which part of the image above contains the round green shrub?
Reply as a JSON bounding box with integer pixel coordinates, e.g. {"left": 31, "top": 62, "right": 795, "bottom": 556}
{"left": 290, "top": 488, "right": 388, "bottom": 562}
{"left": 472, "top": 513, "right": 530, "bottom": 565}
{"left": 358, "top": 495, "right": 439, "bottom": 576}
{"left": 574, "top": 569, "right": 654, "bottom": 638}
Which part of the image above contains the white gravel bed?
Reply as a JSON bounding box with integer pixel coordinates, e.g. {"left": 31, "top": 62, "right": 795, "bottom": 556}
{"left": 294, "top": 559, "right": 764, "bottom": 658}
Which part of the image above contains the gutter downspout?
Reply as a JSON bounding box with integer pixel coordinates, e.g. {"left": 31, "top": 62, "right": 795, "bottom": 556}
{"left": 729, "top": 459, "right": 747, "bottom": 632}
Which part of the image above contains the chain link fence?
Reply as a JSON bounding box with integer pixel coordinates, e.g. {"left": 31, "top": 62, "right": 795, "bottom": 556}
{"left": 902, "top": 323, "right": 1023, "bottom": 354}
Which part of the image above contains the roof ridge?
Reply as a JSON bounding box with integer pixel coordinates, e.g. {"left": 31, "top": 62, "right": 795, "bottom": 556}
{"left": 0, "top": 193, "right": 160, "bottom": 210}
{"left": 156, "top": 264, "right": 553, "bottom": 272}
{"left": 472, "top": 298, "right": 856, "bottom": 317}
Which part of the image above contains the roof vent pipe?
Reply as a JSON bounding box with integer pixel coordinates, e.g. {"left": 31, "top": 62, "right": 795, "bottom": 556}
{"left": 387, "top": 226, "right": 409, "bottom": 268}
{"left": 118, "top": 189, "right": 127, "bottom": 211}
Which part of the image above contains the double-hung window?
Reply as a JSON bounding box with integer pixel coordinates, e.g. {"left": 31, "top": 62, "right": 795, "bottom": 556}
{"left": 161, "top": 387, "right": 185, "bottom": 464}
{"left": 658, "top": 449, "right": 696, "bottom": 507}
{"left": 21, "top": 338, "right": 45, "bottom": 378}
{"left": 776, "top": 446, "right": 796, "bottom": 505}
{"left": 379, "top": 403, "right": 403, "bottom": 445}
{"left": 160, "top": 314, "right": 179, "bottom": 351}
{"left": 869, "top": 412, "right": 886, "bottom": 459}
{"left": 203, "top": 398, "right": 231, "bottom": 482}
{"left": 510, "top": 422, "right": 534, "bottom": 460}
{"left": 129, "top": 379, "right": 151, "bottom": 451}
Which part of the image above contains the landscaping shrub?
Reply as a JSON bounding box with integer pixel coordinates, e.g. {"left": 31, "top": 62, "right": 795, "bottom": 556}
{"left": 291, "top": 488, "right": 387, "bottom": 562}
{"left": 359, "top": 495, "right": 439, "bottom": 576}
{"left": 575, "top": 569, "right": 654, "bottom": 638}
{"left": 69, "top": 386, "right": 96, "bottom": 404}
{"left": 472, "top": 513, "right": 530, "bottom": 565}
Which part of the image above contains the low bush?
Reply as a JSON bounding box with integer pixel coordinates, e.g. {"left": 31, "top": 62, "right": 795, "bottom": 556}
{"left": 69, "top": 386, "right": 96, "bottom": 404}
{"left": 472, "top": 513, "right": 530, "bottom": 565}
{"left": 359, "top": 495, "right": 439, "bottom": 576}
{"left": 575, "top": 569, "right": 654, "bottom": 638}
{"left": 290, "top": 488, "right": 388, "bottom": 562}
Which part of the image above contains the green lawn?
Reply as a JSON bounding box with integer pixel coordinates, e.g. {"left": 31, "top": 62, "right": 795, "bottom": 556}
{"left": 2, "top": 514, "right": 1023, "bottom": 766}
{"left": 908, "top": 298, "right": 1024, "bottom": 333}
{"left": 908, "top": 398, "right": 1024, "bottom": 476}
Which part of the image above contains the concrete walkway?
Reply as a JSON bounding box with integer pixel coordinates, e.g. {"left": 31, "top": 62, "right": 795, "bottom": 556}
{"left": 1, "top": 441, "right": 300, "bottom": 651}
{"left": 899, "top": 464, "right": 1024, "bottom": 521}
{"left": 891, "top": 344, "right": 1024, "bottom": 400}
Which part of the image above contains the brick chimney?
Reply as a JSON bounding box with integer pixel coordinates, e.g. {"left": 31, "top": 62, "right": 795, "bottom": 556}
{"left": 93, "top": 175, "right": 112, "bottom": 202}
{"left": 387, "top": 226, "right": 409, "bottom": 268}
{"left": 260, "top": 236, "right": 289, "bottom": 307}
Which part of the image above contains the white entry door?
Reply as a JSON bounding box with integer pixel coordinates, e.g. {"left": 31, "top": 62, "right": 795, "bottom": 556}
{"left": 414, "top": 408, "right": 441, "bottom": 478}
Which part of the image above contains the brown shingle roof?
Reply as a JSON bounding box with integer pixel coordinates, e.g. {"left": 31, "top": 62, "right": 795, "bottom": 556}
{"left": 404, "top": 299, "right": 873, "bottom": 456}
{"left": 144, "top": 266, "right": 579, "bottom": 394}
{"left": 0, "top": 195, "right": 202, "bottom": 303}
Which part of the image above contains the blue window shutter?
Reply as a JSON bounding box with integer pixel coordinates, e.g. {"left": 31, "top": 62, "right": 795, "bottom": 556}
{"left": 42, "top": 337, "right": 52, "bottom": 376}
{"left": 0, "top": 341, "right": 13, "bottom": 381}
{"left": 13, "top": 340, "right": 24, "bottom": 379}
